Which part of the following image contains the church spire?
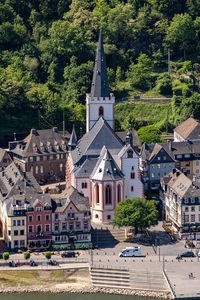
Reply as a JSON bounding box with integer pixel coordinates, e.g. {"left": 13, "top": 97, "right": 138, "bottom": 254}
{"left": 68, "top": 124, "right": 77, "bottom": 151}
{"left": 90, "top": 30, "right": 109, "bottom": 98}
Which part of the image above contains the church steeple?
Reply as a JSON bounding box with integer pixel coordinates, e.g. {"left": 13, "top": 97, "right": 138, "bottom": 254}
{"left": 68, "top": 125, "right": 77, "bottom": 151}
{"left": 90, "top": 30, "right": 109, "bottom": 98}
{"left": 86, "top": 30, "right": 115, "bottom": 133}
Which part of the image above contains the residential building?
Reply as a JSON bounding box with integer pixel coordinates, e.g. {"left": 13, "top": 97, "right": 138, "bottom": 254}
{"left": 51, "top": 185, "right": 91, "bottom": 250}
{"left": 26, "top": 194, "right": 52, "bottom": 250}
{"left": 6, "top": 195, "right": 27, "bottom": 250}
{"left": 9, "top": 127, "right": 69, "bottom": 184}
{"left": 174, "top": 117, "right": 200, "bottom": 142}
{"left": 160, "top": 169, "right": 200, "bottom": 240}
{"left": 140, "top": 139, "right": 200, "bottom": 190}
{"left": 66, "top": 32, "right": 143, "bottom": 224}
{"left": 0, "top": 162, "right": 43, "bottom": 249}
{"left": 140, "top": 143, "right": 175, "bottom": 190}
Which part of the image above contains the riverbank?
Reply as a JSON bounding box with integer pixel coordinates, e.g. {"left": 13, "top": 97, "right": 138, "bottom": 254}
{"left": 0, "top": 286, "right": 172, "bottom": 299}
{"left": 0, "top": 269, "right": 172, "bottom": 299}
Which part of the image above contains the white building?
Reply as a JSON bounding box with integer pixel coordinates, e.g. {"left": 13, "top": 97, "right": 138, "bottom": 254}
{"left": 160, "top": 169, "right": 200, "bottom": 240}
{"left": 66, "top": 31, "right": 144, "bottom": 223}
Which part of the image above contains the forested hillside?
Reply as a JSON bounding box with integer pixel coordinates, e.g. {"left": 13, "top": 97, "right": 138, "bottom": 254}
{"left": 1, "top": 0, "right": 200, "bottom": 137}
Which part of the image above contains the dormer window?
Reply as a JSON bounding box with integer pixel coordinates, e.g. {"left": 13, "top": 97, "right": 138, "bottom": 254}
{"left": 40, "top": 142, "right": 45, "bottom": 152}
{"left": 99, "top": 106, "right": 104, "bottom": 116}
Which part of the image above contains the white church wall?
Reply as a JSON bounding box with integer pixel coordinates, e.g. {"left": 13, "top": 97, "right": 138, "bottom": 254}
{"left": 121, "top": 152, "right": 143, "bottom": 199}
{"left": 76, "top": 178, "right": 91, "bottom": 202}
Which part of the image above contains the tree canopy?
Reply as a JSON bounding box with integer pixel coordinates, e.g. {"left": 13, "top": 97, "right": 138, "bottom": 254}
{"left": 1, "top": 0, "right": 200, "bottom": 136}
{"left": 113, "top": 197, "right": 158, "bottom": 233}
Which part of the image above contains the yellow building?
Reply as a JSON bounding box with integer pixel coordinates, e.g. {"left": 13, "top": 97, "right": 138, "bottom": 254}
{"left": 7, "top": 198, "right": 27, "bottom": 250}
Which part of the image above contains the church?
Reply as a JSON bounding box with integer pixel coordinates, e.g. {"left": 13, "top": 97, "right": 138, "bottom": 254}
{"left": 66, "top": 31, "right": 144, "bottom": 223}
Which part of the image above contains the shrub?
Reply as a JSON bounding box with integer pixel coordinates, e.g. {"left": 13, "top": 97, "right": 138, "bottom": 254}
{"left": 3, "top": 252, "right": 9, "bottom": 261}
{"left": 45, "top": 251, "right": 51, "bottom": 260}
{"left": 24, "top": 251, "right": 30, "bottom": 260}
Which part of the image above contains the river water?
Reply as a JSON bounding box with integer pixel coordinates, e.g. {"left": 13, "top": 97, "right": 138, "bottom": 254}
{"left": 0, "top": 294, "right": 158, "bottom": 300}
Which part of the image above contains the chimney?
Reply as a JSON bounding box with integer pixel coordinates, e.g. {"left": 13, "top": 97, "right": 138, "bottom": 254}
{"left": 53, "top": 127, "right": 58, "bottom": 133}
{"left": 31, "top": 129, "right": 37, "bottom": 135}
{"left": 168, "top": 141, "right": 172, "bottom": 152}
{"left": 172, "top": 168, "right": 176, "bottom": 174}
{"left": 184, "top": 171, "right": 188, "bottom": 176}
{"left": 176, "top": 171, "right": 180, "bottom": 177}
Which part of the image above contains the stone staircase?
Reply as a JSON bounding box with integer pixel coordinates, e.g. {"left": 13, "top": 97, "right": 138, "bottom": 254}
{"left": 90, "top": 267, "right": 169, "bottom": 292}
{"left": 91, "top": 225, "right": 126, "bottom": 246}
{"left": 129, "top": 269, "right": 169, "bottom": 291}
{"left": 90, "top": 267, "right": 130, "bottom": 289}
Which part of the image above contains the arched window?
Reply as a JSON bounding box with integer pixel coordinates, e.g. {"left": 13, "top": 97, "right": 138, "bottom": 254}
{"left": 117, "top": 184, "right": 121, "bottom": 203}
{"left": 127, "top": 150, "right": 133, "bottom": 158}
{"left": 105, "top": 185, "right": 112, "bottom": 205}
{"left": 99, "top": 106, "right": 104, "bottom": 116}
{"left": 95, "top": 184, "right": 99, "bottom": 204}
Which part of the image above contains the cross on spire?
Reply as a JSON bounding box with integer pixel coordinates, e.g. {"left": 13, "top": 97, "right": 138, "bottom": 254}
{"left": 90, "top": 30, "right": 110, "bottom": 98}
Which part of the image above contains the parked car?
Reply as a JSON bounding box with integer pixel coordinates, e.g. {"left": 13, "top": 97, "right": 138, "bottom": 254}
{"left": 185, "top": 241, "right": 195, "bottom": 248}
{"left": 79, "top": 244, "right": 88, "bottom": 250}
{"left": 119, "top": 247, "right": 141, "bottom": 257}
{"left": 29, "top": 260, "right": 38, "bottom": 266}
{"left": 49, "top": 260, "right": 57, "bottom": 266}
{"left": 61, "top": 251, "right": 76, "bottom": 258}
{"left": 176, "top": 251, "right": 195, "bottom": 259}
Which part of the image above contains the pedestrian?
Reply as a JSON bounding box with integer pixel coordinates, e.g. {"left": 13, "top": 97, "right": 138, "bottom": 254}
{"left": 191, "top": 272, "right": 193, "bottom": 279}
{"left": 189, "top": 273, "right": 191, "bottom": 279}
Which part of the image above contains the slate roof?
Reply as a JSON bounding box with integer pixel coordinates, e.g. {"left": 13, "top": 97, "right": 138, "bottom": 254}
{"left": 0, "top": 162, "right": 42, "bottom": 198}
{"left": 141, "top": 139, "right": 200, "bottom": 162}
{"left": 71, "top": 117, "right": 124, "bottom": 165}
{"left": 74, "top": 158, "right": 98, "bottom": 178}
{"left": 10, "top": 127, "right": 69, "bottom": 157}
{"left": 68, "top": 125, "right": 77, "bottom": 147}
{"left": 90, "top": 30, "right": 109, "bottom": 98}
{"left": 115, "top": 130, "right": 141, "bottom": 147}
{"left": 90, "top": 146, "right": 124, "bottom": 181}
{"left": 0, "top": 148, "right": 9, "bottom": 164}
{"left": 163, "top": 169, "right": 200, "bottom": 198}
{"left": 174, "top": 117, "right": 200, "bottom": 140}
{"left": 52, "top": 185, "right": 90, "bottom": 213}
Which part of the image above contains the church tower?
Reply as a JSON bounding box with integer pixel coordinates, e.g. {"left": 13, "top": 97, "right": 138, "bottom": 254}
{"left": 86, "top": 31, "right": 115, "bottom": 132}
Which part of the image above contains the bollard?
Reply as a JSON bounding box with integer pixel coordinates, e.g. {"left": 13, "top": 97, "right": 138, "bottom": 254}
{"left": 116, "top": 259, "right": 118, "bottom": 262}
{"left": 141, "top": 259, "right": 143, "bottom": 262}
{"left": 125, "top": 260, "right": 126, "bottom": 262}
{"left": 108, "top": 259, "right": 109, "bottom": 262}
{"left": 150, "top": 259, "right": 152, "bottom": 262}
{"left": 99, "top": 259, "right": 101, "bottom": 262}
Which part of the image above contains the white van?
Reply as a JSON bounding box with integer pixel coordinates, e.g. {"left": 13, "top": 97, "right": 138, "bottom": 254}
{"left": 119, "top": 246, "right": 141, "bottom": 257}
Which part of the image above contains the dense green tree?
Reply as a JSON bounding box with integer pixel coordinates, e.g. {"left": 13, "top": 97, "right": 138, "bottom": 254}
{"left": 128, "top": 53, "right": 154, "bottom": 90}
{"left": 165, "top": 13, "right": 196, "bottom": 58}
{"left": 113, "top": 198, "right": 158, "bottom": 233}
{"left": 137, "top": 125, "right": 163, "bottom": 144}
{"left": 62, "top": 57, "right": 93, "bottom": 104}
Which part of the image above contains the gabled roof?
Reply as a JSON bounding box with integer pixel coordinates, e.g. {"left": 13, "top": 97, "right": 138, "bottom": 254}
{"left": 115, "top": 130, "right": 141, "bottom": 147}
{"left": 10, "top": 127, "right": 69, "bottom": 157}
{"left": 118, "top": 143, "right": 139, "bottom": 159}
{"left": 71, "top": 117, "right": 124, "bottom": 165}
{"left": 0, "top": 162, "right": 42, "bottom": 198}
{"left": 52, "top": 185, "right": 90, "bottom": 212}
{"left": 163, "top": 169, "right": 200, "bottom": 198}
{"left": 90, "top": 30, "right": 109, "bottom": 98}
{"left": 90, "top": 146, "right": 124, "bottom": 181}
{"left": 174, "top": 117, "right": 200, "bottom": 140}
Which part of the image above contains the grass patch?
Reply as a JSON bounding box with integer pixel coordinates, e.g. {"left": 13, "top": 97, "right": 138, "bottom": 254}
{"left": 0, "top": 270, "right": 74, "bottom": 287}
